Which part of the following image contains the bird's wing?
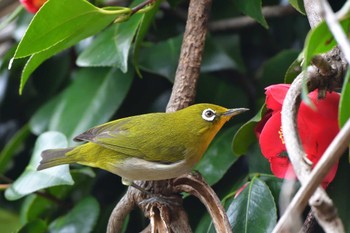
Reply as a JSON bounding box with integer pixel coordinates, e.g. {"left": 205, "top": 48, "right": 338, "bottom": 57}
{"left": 74, "top": 116, "right": 187, "bottom": 163}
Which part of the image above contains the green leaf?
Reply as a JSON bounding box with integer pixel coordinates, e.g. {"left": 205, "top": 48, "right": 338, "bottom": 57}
{"left": 17, "top": 219, "right": 47, "bottom": 233}
{"left": 196, "top": 126, "right": 242, "bottom": 186}
{"left": 246, "top": 142, "right": 272, "bottom": 174}
{"left": 133, "top": 0, "right": 161, "bottom": 76}
{"left": 201, "top": 36, "right": 241, "bottom": 73}
{"left": 77, "top": 11, "right": 143, "bottom": 72}
{"left": 339, "top": 68, "right": 350, "bottom": 127}
{"left": 284, "top": 55, "right": 303, "bottom": 84}
{"left": 0, "top": 208, "right": 20, "bottom": 233}
{"left": 14, "top": 0, "right": 129, "bottom": 58}
{"left": 30, "top": 68, "right": 133, "bottom": 144}
{"left": 5, "top": 131, "right": 74, "bottom": 201}
{"left": 303, "top": 17, "right": 350, "bottom": 69}
{"left": 49, "top": 196, "right": 99, "bottom": 233}
{"left": 0, "top": 124, "right": 31, "bottom": 173}
{"left": 196, "top": 74, "right": 249, "bottom": 108}
{"left": 13, "top": 0, "right": 131, "bottom": 93}
{"left": 256, "top": 174, "right": 283, "bottom": 206}
{"left": 232, "top": 104, "right": 266, "bottom": 155}
{"left": 29, "top": 96, "right": 60, "bottom": 135}
{"left": 328, "top": 156, "right": 350, "bottom": 232}
{"left": 235, "top": 0, "right": 268, "bottom": 28}
{"left": 259, "top": 49, "right": 299, "bottom": 86}
{"left": 227, "top": 177, "right": 277, "bottom": 232}
{"left": 138, "top": 35, "right": 182, "bottom": 82}
{"left": 20, "top": 195, "right": 53, "bottom": 224}
{"left": 288, "top": 0, "right": 305, "bottom": 15}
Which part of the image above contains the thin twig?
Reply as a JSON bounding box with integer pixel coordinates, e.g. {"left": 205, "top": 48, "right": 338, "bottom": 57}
{"left": 131, "top": 0, "right": 156, "bottom": 15}
{"left": 208, "top": 5, "right": 296, "bottom": 31}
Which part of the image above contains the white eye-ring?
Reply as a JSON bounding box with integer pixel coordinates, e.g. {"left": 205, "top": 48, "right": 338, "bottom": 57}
{"left": 202, "top": 108, "right": 216, "bottom": 122}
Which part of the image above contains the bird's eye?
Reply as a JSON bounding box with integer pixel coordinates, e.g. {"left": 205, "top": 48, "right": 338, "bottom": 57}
{"left": 202, "top": 108, "right": 216, "bottom": 122}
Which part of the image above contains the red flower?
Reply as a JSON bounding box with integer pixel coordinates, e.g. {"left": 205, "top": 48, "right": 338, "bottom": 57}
{"left": 256, "top": 84, "right": 340, "bottom": 187}
{"left": 20, "top": 0, "right": 47, "bottom": 13}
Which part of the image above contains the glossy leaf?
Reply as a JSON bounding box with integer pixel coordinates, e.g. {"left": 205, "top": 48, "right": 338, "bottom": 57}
{"left": 259, "top": 49, "right": 299, "bottom": 86}
{"left": 29, "top": 96, "right": 60, "bottom": 135}
{"left": 30, "top": 68, "right": 133, "bottom": 144}
{"left": 17, "top": 219, "right": 47, "bottom": 233}
{"left": 133, "top": 0, "right": 161, "bottom": 76}
{"left": 328, "top": 156, "right": 350, "bottom": 232}
{"left": 246, "top": 142, "right": 272, "bottom": 174}
{"left": 289, "top": 0, "right": 305, "bottom": 14}
{"left": 235, "top": 0, "right": 268, "bottom": 28}
{"left": 13, "top": 0, "right": 131, "bottom": 93}
{"left": 196, "top": 126, "right": 241, "bottom": 186}
{"left": 138, "top": 35, "right": 182, "bottom": 82}
{"left": 339, "top": 68, "right": 350, "bottom": 127}
{"left": 256, "top": 174, "right": 283, "bottom": 206}
{"left": 5, "top": 131, "right": 73, "bottom": 201}
{"left": 303, "top": 17, "right": 350, "bottom": 69}
{"left": 201, "top": 36, "right": 240, "bottom": 73}
{"left": 0, "top": 124, "right": 30, "bottom": 173}
{"left": 14, "top": 0, "right": 129, "bottom": 58}
{"left": 227, "top": 177, "right": 277, "bottom": 233}
{"left": 232, "top": 104, "right": 266, "bottom": 155}
{"left": 138, "top": 35, "right": 242, "bottom": 82}
{"left": 49, "top": 196, "right": 99, "bottom": 233}
{"left": 20, "top": 195, "right": 53, "bottom": 223}
{"left": 77, "top": 11, "right": 143, "bottom": 72}
{"left": 284, "top": 55, "right": 303, "bottom": 84}
{"left": 0, "top": 208, "right": 20, "bottom": 233}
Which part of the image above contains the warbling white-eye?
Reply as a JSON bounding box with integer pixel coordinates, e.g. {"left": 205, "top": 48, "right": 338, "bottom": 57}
{"left": 37, "top": 103, "right": 248, "bottom": 185}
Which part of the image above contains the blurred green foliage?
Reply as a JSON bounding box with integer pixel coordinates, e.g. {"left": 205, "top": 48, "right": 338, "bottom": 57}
{"left": 0, "top": 0, "right": 349, "bottom": 232}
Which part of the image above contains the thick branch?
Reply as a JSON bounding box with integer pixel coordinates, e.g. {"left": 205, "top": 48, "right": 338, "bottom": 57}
{"left": 166, "top": 0, "right": 212, "bottom": 112}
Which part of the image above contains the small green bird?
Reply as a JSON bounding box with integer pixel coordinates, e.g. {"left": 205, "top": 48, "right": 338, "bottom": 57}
{"left": 37, "top": 104, "right": 248, "bottom": 185}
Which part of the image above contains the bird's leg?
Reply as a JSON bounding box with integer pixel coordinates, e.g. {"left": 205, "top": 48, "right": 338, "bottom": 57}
{"left": 122, "top": 178, "right": 182, "bottom": 207}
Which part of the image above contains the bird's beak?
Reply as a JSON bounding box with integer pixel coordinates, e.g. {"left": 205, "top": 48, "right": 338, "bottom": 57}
{"left": 222, "top": 108, "right": 249, "bottom": 118}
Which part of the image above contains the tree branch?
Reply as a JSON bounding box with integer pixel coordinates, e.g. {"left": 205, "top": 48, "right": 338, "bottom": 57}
{"left": 208, "top": 5, "right": 296, "bottom": 32}
{"left": 173, "top": 172, "right": 232, "bottom": 233}
{"left": 166, "top": 0, "right": 212, "bottom": 112}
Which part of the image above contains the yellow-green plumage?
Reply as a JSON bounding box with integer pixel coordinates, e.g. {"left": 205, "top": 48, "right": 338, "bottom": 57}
{"left": 38, "top": 104, "right": 247, "bottom": 183}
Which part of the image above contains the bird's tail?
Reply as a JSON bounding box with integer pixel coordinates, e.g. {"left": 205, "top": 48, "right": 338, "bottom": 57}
{"left": 37, "top": 148, "right": 76, "bottom": 171}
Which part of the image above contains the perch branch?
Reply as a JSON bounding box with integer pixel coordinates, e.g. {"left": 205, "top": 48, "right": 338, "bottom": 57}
{"left": 107, "top": 188, "right": 136, "bottom": 233}
{"left": 173, "top": 172, "right": 232, "bottom": 233}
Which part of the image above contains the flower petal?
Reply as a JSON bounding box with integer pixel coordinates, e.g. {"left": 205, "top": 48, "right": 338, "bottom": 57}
{"left": 259, "top": 112, "right": 285, "bottom": 159}
{"left": 265, "top": 84, "right": 290, "bottom": 111}
{"left": 270, "top": 156, "right": 296, "bottom": 179}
